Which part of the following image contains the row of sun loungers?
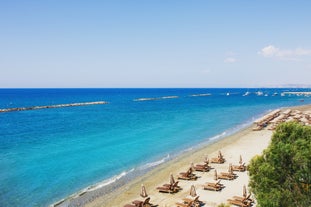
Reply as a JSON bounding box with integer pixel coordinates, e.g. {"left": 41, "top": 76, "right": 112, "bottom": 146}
{"left": 253, "top": 109, "right": 281, "bottom": 130}
{"left": 254, "top": 109, "right": 311, "bottom": 131}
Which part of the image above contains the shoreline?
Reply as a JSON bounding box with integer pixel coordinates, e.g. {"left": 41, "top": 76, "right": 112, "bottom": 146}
{"left": 55, "top": 104, "right": 311, "bottom": 207}
{"left": 52, "top": 121, "right": 253, "bottom": 207}
{"left": 86, "top": 126, "right": 266, "bottom": 207}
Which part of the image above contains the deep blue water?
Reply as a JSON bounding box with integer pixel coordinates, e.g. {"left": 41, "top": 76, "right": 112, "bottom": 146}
{"left": 0, "top": 88, "right": 311, "bottom": 206}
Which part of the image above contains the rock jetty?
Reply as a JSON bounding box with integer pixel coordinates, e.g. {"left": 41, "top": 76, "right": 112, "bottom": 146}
{"left": 0, "top": 101, "right": 108, "bottom": 113}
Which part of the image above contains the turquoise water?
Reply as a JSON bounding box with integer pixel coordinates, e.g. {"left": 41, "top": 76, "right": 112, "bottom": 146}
{"left": 0, "top": 88, "right": 310, "bottom": 206}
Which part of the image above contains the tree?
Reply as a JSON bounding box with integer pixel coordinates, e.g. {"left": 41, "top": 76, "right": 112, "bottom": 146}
{"left": 248, "top": 122, "right": 311, "bottom": 207}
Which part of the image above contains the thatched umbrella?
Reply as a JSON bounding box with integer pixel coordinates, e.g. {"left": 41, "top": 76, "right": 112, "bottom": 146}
{"left": 190, "top": 185, "right": 197, "bottom": 197}
{"left": 218, "top": 150, "right": 223, "bottom": 158}
{"left": 191, "top": 162, "right": 195, "bottom": 171}
{"left": 243, "top": 185, "right": 247, "bottom": 198}
{"left": 228, "top": 163, "right": 233, "bottom": 174}
{"left": 140, "top": 184, "right": 148, "bottom": 198}
{"left": 239, "top": 155, "right": 243, "bottom": 165}
{"left": 204, "top": 155, "right": 209, "bottom": 164}
{"left": 187, "top": 167, "right": 193, "bottom": 175}
{"left": 170, "top": 173, "right": 175, "bottom": 185}
{"left": 214, "top": 169, "right": 218, "bottom": 180}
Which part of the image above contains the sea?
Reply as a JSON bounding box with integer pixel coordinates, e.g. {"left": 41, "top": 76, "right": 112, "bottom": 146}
{"left": 1, "top": 88, "right": 311, "bottom": 207}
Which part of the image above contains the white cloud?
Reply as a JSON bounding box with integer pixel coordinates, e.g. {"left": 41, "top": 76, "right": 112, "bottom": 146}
{"left": 224, "top": 57, "right": 237, "bottom": 63}
{"left": 258, "top": 45, "right": 311, "bottom": 60}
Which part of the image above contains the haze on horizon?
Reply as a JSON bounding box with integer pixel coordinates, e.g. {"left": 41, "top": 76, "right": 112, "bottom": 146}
{"left": 1, "top": 1, "right": 311, "bottom": 88}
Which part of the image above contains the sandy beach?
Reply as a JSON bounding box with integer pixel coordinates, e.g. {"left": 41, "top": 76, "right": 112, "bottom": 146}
{"left": 84, "top": 105, "right": 311, "bottom": 207}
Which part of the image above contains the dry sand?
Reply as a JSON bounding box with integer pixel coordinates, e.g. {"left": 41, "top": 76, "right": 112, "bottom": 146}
{"left": 85, "top": 105, "right": 311, "bottom": 207}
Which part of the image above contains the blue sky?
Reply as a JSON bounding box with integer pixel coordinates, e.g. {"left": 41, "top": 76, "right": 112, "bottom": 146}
{"left": 1, "top": 0, "right": 311, "bottom": 88}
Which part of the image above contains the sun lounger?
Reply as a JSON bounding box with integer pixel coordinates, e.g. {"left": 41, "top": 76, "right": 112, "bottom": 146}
{"left": 181, "top": 196, "right": 202, "bottom": 207}
{"left": 163, "top": 181, "right": 181, "bottom": 190}
{"left": 203, "top": 184, "right": 222, "bottom": 191}
{"left": 124, "top": 201, "right": 144, "bottom": 207}
{"left": 132, "top": 197, "right": 151, "bottom": 207}
{"left": 220, "top": 171, "right": 237, "bottom": 177}
{"left": 233, "top": 194, "right": 254, "bottom": 204}
{"left": 211, "top": 157, "right": 225, "bottom": 163}
{"left": 204, "top": 180, "right": 224, "bottom": 190}
{"left": 182, "top": 196, "right": 200, "bottom": 204}
{"left": 232, "top": 163, "right": 246, "bottom": 172}
{"left": 227, "top": 199, "right": 249, "bottom": 207}
{"left": 178, "top": 174, "right": 197, "bottom": 180}
{"left": 211, "top": 152, "right": 225, "bottom": 164}
{"left": 193, "top": 161, "right": 211, "bottom": 171}
{"left": 176, "top": 201, "right": 194, "bottom": 207}
{"left": 178, "top": 168, "right": 197, "bottom": 180}
{"left": 124, "top": 204, "right": 138, "bottom": 207}
{"left": 217, "top": 173, "right": 235, "bottom": 180}
{"left": 157, "top": 181, "right": 180, "bottom": 193}
{"left": 206, "top": 180, "right": 222, "bottom": 186}
{"left": 156, "top": 186, "right": 177, "bottom": 193}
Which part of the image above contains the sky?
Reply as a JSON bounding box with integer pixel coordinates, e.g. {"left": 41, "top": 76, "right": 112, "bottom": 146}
{"left": 1, "top": 0, "right": 311, "bottom": 88}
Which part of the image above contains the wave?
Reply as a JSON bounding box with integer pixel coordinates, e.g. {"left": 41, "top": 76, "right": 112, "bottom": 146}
{"left": 161, "top": 96, "right": 179, "bottom": 99}
{"left": 133, "top": 96, "right": 179, "bottom": 102}
{"left": 51, "top": 155, "right": 174, "bottom": 206}
{"left": 51, "top": 168, "right": 135, "bottom": 207}
{"left": 138, "top": 154, "right": 170, "bottom": 170}
{"left": 209, "top": 131, "right": 227, "bottom": 141}
{"left": 189, "top": 93, "right": 212, "bottom": 97}
{"left": 86, "top": 168, "right": 135, "bottom": 192}
{"left": 133, "top": 97, "right": 161, "bottom": 101}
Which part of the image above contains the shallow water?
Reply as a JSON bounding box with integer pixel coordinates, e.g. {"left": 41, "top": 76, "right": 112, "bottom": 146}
{"left": 0, "top": 88, "right": 310, "bottom": 206}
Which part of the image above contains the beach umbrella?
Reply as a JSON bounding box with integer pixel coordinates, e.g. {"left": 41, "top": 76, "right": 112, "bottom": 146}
{"left": 228, "top": 163, "right": 233, "bottom": 174}
{"left": 187, "top": 167, "right": 193, "bottom": 175}
{"left": 214, "top": 169, "right": 218, "bottom": 180}
{"left": 170, "top": 173, "right": 175, "bottom": 185}
{"left": 239, "top": 155, "right": 243, "bottom": 165}
{"left": 218, "top": 151, "right": 222, "bottom": 158}
{"left": 190, "top": 185, "right": 197, "bottom": 197}
{"left": 243, "top": 185, "right": 247, "bottom": 198}
{"left": 191, "top": 162, "right": 195, "bottom": 171}
{"left": 140, "top": 184, "right": 148, "bottom": 198}
{"left": 204, "top": 155, "right": 209, "bottom": 164}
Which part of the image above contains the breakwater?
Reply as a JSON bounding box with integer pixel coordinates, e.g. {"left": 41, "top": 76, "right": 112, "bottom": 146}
{"left": 0, "top": 101, "right": 108, "bottom": 113}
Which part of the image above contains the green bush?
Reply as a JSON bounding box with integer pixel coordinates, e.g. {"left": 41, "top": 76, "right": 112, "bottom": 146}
{"left": 248, "top": 122, "right": 311, "bottom": 207}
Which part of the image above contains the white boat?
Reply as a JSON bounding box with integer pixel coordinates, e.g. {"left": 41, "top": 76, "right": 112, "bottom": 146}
{"left": 243, "top": 91, "right": 250, "bottom": 96}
